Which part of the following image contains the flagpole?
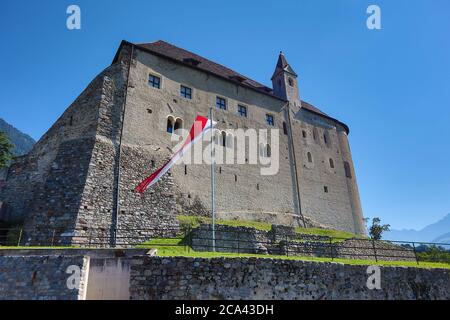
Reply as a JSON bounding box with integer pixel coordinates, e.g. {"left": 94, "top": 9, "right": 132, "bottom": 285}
{"left": 210, "top": 107, "right": 216, "bottom": 252}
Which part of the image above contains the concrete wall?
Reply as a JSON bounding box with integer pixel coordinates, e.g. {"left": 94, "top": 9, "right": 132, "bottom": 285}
{"left": 130, "top": 257, "right": 450, "bottom": 300}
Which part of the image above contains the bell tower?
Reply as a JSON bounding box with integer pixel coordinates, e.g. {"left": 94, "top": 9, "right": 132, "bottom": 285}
{"left": 271, "top": 52, "right": 301, "bottom": 110}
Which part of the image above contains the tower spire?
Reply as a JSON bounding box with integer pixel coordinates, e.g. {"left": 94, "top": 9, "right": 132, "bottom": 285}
{"left": 271, "top": 51, "right": 297, "bottom": 81}
{"left": 271, "top": 52, "right": 301, "bottom": 107}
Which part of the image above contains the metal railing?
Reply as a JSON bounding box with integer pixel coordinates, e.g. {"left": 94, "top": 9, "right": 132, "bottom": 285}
{"left": 0, "top": 226, "right": 449, "bottom": 265}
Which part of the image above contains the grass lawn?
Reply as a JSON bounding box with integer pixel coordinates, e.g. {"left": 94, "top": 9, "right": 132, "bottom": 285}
{"left": 136, "top": 238, "right": 450, "bottom": 270}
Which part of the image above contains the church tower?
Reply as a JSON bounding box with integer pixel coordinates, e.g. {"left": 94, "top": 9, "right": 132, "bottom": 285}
{"left": 271, "top": 52, "right": 301, "bottom": 110}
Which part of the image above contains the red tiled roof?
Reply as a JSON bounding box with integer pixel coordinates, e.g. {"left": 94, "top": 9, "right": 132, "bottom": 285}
{"left": 114, "top": 40, "right": 348, "bottom": 131}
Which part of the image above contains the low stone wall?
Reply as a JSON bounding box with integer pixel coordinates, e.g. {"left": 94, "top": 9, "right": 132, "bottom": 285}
{"left": 190, "top": 224, "right": 416, "bottom": 262}
{"left": 335, "top": 240, "right": 417, "bottom": 262}
{"left": 0, "top": 255, "right": 89, "bottom": 300}
{"left": 191, "top": 224, "right": 270, "bottom": 254}
{"left": 130, "top": 257, "right": 450, "bottom": 300}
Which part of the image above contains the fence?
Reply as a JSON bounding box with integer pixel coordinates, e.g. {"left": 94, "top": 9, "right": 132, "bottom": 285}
{"left": 0, "top": 226, "right": 449, "bottom": 265}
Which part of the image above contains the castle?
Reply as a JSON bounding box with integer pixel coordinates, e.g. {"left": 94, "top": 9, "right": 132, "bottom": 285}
{"left": 0, "top": 40, "right": 365, "bottom": 245}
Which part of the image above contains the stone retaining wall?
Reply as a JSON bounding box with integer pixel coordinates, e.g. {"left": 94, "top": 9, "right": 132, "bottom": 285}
{"left": 130, "top": 256, "right": 450, "bottom": 300}
{"left": 190, "top": 224, "right": 416, "bottom": 262}
{"left": 0, "top": 255, "right": 89, "bottom": 300}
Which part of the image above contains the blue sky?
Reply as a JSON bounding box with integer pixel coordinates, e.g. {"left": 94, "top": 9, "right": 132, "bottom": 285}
{"left": 1, "top": 0, "right": 449, "bottom": 230}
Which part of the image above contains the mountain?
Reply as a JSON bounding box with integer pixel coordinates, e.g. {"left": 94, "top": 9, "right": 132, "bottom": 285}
{"left": 386, "top": 213, "right": 450, "bottom": 243}
{"left": 0, "top": 118, "right": 35, "bottom": 156}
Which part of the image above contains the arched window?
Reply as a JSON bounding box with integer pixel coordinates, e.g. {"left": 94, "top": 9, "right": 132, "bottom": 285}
{"left": 329, "top": 158, "right": 335, "bottom": 169}
{"left": 166, "top": 116, "right": 175, "bottom": 133}
{"left": 288, "top": 77, "right": 294, "bottom": 87}
{"left": 307, "top": 152, "right": 313, "bottom": 163}
{"left": 174, "top": 118, "right": 183, "bottom": 132}
{"left": 344, "top": 161, "right": 352, "bottom": 178}
{"left": 323, "top": 133, "right": 328, "bottom": 145}
{"left": 221, "top": 131, "right": 226, "bottom": 147}
{"left": 266, "top": 144, "right": 271, "bottom": 158}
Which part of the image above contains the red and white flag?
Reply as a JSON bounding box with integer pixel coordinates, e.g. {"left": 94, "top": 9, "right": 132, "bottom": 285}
{"left": 135, "top": 115, "right": 216, "bottom": 194}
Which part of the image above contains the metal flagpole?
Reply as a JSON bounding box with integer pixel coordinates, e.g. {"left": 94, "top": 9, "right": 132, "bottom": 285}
{"left": 210, "top": 107, "right": 216, "bottom": 252}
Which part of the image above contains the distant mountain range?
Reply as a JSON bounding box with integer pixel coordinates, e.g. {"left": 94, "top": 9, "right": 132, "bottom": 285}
{"left": 0, "top": 118, "right": 35, "bottom": 156}
{"left": 386, "top": 213, "right": 450, "bottom": 243}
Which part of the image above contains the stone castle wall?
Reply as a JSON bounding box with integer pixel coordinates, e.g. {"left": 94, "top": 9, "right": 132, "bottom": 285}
{"left": 0, "top": 41, "right": 366, "bottom": 243}
{"left": 118, "top": 45, "right": 364, "bottom": 234}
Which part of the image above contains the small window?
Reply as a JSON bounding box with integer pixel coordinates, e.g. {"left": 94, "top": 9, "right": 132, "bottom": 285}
{"left": 344, "top": 161, "right": 352, "bottom": 178}
{"left": 288, "top": 77, "right": 294, "bottom": 87}
{"left": 167, "top": 116, "right": 175, "bottom": 133}
{"left": 148, "top": 74, "right": 161, "bottom": 89}
{"left": 180, "top": 85, "right": 192, "bottom": 99}
{"left": 302, "top": 130, "right": 307, "bottom": 138}
{"left": 238, "top": 105, "right": 247, "bottom": 117}
{"left": 184, "top": 165, "right": 187, "bottom": 175}
{"left": 313, "top": 128, "right": 318, "bottom": 141}
{"left": 307, "top": 152, "right": 313, "bottom": 163}
{"left": 329, "top": 158, "right": 335, "bottom": 169}
{"left": 324, "top": 186, "right": 329, "bottom": 193}
{"left": 216, "top": 96, "right": 227, "bottom": 110}
{"left": 234, "top": 174, "right": 237, "bottom": 182}
{"left": 174, "top": 118, "right": 183, "bottom": 132}
{"left": 282, "top": 122, "right": 287, "bottom": 135}
{"left": 266, "top": 114, "right": 274, "bottom": 126}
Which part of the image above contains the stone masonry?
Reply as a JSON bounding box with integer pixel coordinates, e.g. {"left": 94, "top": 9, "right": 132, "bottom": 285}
{"left": 130, "top": 257, "right": 450, "bottom": 300}
{"left": 0, "top": 40, "right": 366, "bottom": 245}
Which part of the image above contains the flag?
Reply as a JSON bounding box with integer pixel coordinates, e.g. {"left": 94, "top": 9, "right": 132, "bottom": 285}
{"left": 135, "top": 115, "right": 216, "bottom": 193}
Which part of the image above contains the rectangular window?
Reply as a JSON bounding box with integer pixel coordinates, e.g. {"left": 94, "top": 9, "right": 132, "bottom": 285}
{"left": 238, "top": 105, "right": 247, "bottom": 117}
{"left": 148, "top": 74, "right": 161, "bottom": 89}
{"left": 266, "top": 114, "right": 274, "bottom": 126}
{"left": 180, "top": 85, "right": 192, "bottom": 99}
{"left": 216, "top": 96, "right": 227, "bottom": 110}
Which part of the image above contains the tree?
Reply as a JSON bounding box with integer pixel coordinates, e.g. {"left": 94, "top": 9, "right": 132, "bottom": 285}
{"left": 364, "top": 217, "right": 390, "bottom": 240}
{"left": 0, "top": 131, "right": 14, "bottom": 168}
